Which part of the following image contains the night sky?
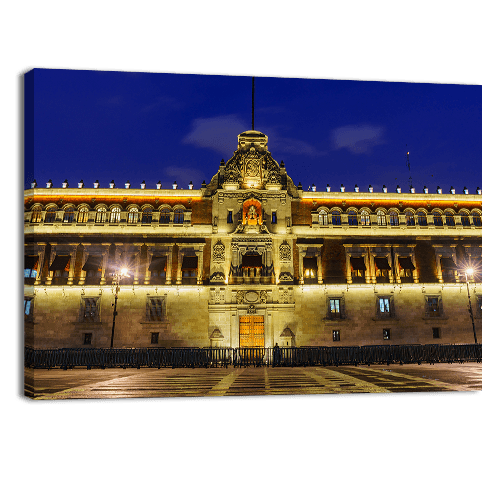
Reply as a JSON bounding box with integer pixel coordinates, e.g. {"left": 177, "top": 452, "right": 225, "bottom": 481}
{"left": 26, "top": 69, "right": 482, "bottom": 194}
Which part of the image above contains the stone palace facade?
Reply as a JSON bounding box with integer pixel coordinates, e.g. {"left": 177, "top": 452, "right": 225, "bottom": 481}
{"left": 24, "top": 130, "right": 482, "bottom": 349}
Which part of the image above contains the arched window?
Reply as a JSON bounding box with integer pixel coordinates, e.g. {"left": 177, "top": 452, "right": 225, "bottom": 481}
{"left": 318, "top": 209, "right": 328, "bottom": 225}
{"left": 142, "top": 207, "right": 152, "bottom": 224}
{"left": 433, "top": 211, "right": 443, "bottom": 227}
{"left": 110, "top": 207, "right": 121, "bottom": 224}
{"left": 377, "top": 210, "right": 386, "bottom": 226}
{"left": 77, "top": 207, "right": 89, "bottom": 223}
{"left": 173, "top": 209, "right": 184, "bottom": 224}
{"left": 95, "top": 207, "right": 107, "bottom": 223}
{"left": 360, "top": 210, "right": 370, "bottom": 226}
{"left": 405, "top": 211, "right": 415, "bottom": 226}
{"left": 472, "top": 212, "right": 482, "bottom": 227}
{"left": 461, "top": 212, "right": 471, "bottom": 227}
{"left": 417, "top": 211, "right": 427, "bottom": 226}
{"left": 44, "top": 206, "right": 57, "bottom": 223}
{"left": 445, "top": 212, "right": 455, "bottom": 227}
{"left": 159, "top": 208, "right": 171, "bottom": 224}
{"left": 389, "top": 211, "right": 399, "bottom": 226}
{"left": 127, "top": 207, "right": 139, "bottom": 224}
{"left": 31, "top": 206, "right": 42, "bottom": 223}
{"left": 348, "top": 210, "right": 358, "bottom": 226}
{"left": 63, "top": 207, "right": 75, "bottom": 223}
{"left": 331, "top": 210, "right": 341, "bottom": 226}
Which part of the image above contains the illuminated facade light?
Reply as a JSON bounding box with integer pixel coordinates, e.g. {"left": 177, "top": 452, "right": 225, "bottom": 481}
{"left": 62, "top": 180, "right": 68, "bottom": 188}
{"left": 125, "top": 181, "right": 131, "bottom": 189}
{"left": 46, "top": 180, "right": 53, "bottom": 188}
{"left": 173, "top": 181, "right": 178, "bottom": 190}
{"left": 156, "top": 181, "right": 162, "bottom": 189}
{"left": 94, "top": 180, "right": 100, "bottom": 189}
{"left": 109, "top": 180, "right": 115, "bottom": 189}
{"left": 140, "top": 181, "right": 146, "bottom": 189}
{"left": 78, "top": 180, "right": 84, "bottom": 188}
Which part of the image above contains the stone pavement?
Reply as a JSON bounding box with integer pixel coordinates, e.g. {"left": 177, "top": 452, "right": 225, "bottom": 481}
{"left": 25, "top": 362, "right": 481, "bottom": 399}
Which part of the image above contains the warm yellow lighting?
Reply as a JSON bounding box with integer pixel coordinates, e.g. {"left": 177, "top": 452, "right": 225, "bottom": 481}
{"left": 466, "top": 268, "right": 474, "bottom": 276}
{"left": 120, "top": 267, "right": 129, "bottom": 276}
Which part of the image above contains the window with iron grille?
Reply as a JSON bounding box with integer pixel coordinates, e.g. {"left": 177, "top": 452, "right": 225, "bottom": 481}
{"left": 95, "top": 208, "right": 107, "bottom": 223}
{"left": 432, "top": 327, "right": 440, "bottom": 339}
{"left": 81, "top": 297, "right": 99, "bottom": 322}
{"left": 147, "top": 297, "right": 165, "bottom": 321}
{"left": 383, "top": 328, "right": 391, "bottom": 340}
{"left": 318, "top": 210, "right": 327, "bottom": 225}
{"left": 24, "top": 297, "right": 34, "bottom": 322}
{"left": 461, "top": 213, "right": 471, "bottom": 227}
{"left": 31, "top": 207, "right": 42, "bottom": 223}
{"left": 127, "top": 207, "right": 139, "bottom": 224}
{"left": 377, "top": 210, "right": 386, "bottom": 226}
{"left": 445, "top": 212, "right": 455, "bottom": 226}
{"left": 332, "top": 330, "right": 340, "bottom": 342}
{"left": 105, "top": 207, "right": 117, "bottom": 224}
{"left": 377, "top": 296, "right": 394, "bottom": 318}
{"left": 425, "top": 295, "right": 442, "bottom": 317}
{"left": 472, "top": 212, "right": 481, "bottom": 227}
{"left": 433, "top": 212, "right": 443, "bottom": 226}
{"left": 417, "top": 211, "right": 427, "bottom": 226}
{"left": 159, "top": 209, "right": 171, "bottom": 224}
{"left": 173, "top": 209, "right": 184, "bottom": 224}
{"left": 331, "top": 210, "right": 341, "bottom": 226}
{"left": 142, "top": 207, "right": 152, "bottom": 224}
{"left": 328, "top": 297, "right": 345, "bottom": 319}
{"left": 360, "top": 210, "right": 370, "bottom": 226}
{"left": 63, "top": 207, "right": 75, "bottom": 223}
{"left": 77, "top": 207, "right": 89, "bottom": 223}
{"left": 405, "top": 211, "right": 415, "bottom": 226}
{"left": 389, "top": 211, "right": 399, "bottom": 226}
{"left": 151, "top": 332, "right": 159, "bottom": 344}
{"left": 348, "top": 210, "right": 358, "bottom": 226}
{"left": 44, "top": 207, "right": 57, "bottom": 223}
{"left": 83, "top": 333, "right": 92, "bottom": 345}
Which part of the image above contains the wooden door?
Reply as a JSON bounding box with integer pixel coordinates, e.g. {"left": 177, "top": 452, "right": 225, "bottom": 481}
{"left": 239, "top": 316, "right": 265, "bottom": 348}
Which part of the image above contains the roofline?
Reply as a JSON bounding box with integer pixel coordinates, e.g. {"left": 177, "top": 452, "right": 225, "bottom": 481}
{"left": 299, "top": 191, "right": 482, "bottom": 202}
{"left": 24, "top": 188, "right": 204, "bottom": 199}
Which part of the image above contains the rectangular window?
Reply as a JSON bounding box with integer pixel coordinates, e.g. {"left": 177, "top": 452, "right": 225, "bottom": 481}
{"left": 272, "top": 211, "right": 277, "bottom": 224}
{"left": 227, "top": 210, "right": 233, "bottom": 223}
{"left": 379, "top": 298, "right": 390, "bottom": 313}
{"left": 83, "top": 333, "right": 92, "bottom": 345}
{"left": 432, "top": 327, "right": 440, "bottom": 339}
{"left": 425, "top": 296, "right": 442, "bottom": 317}
{"left": 151, "top": 332, "right": 159, "bottom": 344}
{"left": 383, "top": 328, "right": 391, "bottom": 340}
{"left": 24, "top": 298, "right": 33, "bottom": 322}
{"left": 147, "top": 297, "right": 164, "bottom": 321}
{"left": 329, "top": 298, "right": 342, "bottom": 319}
{"left": 332, "top": 330, "right": 340, "bottom": 342}
{"left": 81, "top": 298, "right": 99, "bottom": 322}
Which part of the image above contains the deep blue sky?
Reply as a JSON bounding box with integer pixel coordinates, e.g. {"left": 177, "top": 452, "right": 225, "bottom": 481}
{"left": 26, "top": 69, "right": 482, "bottom": 194}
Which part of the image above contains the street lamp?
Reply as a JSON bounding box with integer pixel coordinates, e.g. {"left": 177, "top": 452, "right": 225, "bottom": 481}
{"left": 110, "top": 267, "right": 129, "bottom": 348}
{"left": 462, "top": 267, "right": 478, "bottom": 344}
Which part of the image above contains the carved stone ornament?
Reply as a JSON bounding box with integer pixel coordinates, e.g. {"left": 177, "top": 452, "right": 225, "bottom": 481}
{"left": 212, "top": 240, "right": 225, "bottom": 262}
{"left": 247, "top": 304, "right": 256, "bottom": 314}
{"left": 279, "top": 241, "right": 292, "bottom": 262}
{"left": 236, "top": 290, "right": 245, "bottom": 304}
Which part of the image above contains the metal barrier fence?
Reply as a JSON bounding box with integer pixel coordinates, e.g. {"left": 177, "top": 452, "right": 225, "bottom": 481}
{"left": 25, "top": 344, "right": 481, "bottom": 369}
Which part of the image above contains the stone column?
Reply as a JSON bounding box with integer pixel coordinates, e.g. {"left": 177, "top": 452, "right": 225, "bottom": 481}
{"left": 79, "top": 244, "right": 90, "bottom": 285}
{"left": 45, "top": 243, "right": 57, "bottom": 285}
{"left": 34, "top": 243, "right": 46, "bottom": 286}
{"left": 66, "top": 244, "right": 78, "bottom": 285}
{"left": 316, "top": 251, "right": 323, "bottom": 285}
{"left": 298, "top": 248, "right": 306, "bottom": 285}
{"left": 195, "top": 248, "right": 204, "bottom": 285}
{"left": 176, "top": 247, "right": 184, "bottom": 284}
{"left": 101, "top": 244, "right": 112, "bottom": 286}
{"left": 165, "top": 247, "right": 172, "bottom": 285}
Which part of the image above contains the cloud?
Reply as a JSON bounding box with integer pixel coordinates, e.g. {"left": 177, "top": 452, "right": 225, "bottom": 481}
{"left": 270, "top": 136, "right": 324, "bottom": 157}
{"left": 183, "top": 115, "right": 248, "bottom": 156}
{"left": 162, "top": 166, "right": 207, "bottom": 188}
{"left": 331, "top": 124, "right": 386, "bottom": 154}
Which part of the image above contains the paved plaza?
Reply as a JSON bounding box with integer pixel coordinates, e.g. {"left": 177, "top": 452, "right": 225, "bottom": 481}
{"left": 24, "top": 362, "right": 482, "bottom": 399}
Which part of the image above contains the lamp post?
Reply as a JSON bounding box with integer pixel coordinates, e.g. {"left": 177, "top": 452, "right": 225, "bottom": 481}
{"left": 463, "top": 268, "right": 478, "bottom": 344}
{"left": 110, "top": 267, "right": 129, "bottom": 348}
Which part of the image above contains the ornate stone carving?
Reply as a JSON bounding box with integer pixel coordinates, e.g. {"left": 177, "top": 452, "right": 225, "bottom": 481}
{"left": 236, "top": 290, "right": 245, "bottom": 304}
{"left": 247, "top": 304, "right": 256, "bottom": 314}
{"left": 260, "top": 290, "right": 268, "bottom": 303}
{"left": 279, "top": 241, "right": 292, "bottom": 262}
{"left": 212, "top": 240, "right": 225, "bottom": 262}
